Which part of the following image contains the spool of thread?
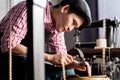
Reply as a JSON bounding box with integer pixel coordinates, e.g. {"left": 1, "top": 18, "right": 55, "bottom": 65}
{"left": 96, "top": 39, "right": 107, "bottom": 48}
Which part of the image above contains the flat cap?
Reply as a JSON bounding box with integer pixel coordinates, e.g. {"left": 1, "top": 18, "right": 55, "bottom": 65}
{"left": 51, "top": 0, "right": 92, "bottom": 26}
{"left": 77, "top": 0, "right": 92, "bottom": 26}
{"left": 68, "top": 0, "right": 92, "bottom": 26}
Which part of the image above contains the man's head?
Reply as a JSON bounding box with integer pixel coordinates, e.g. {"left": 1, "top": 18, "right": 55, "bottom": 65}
{"left": 51, "top": 0, "right": 91, "bottom": 32}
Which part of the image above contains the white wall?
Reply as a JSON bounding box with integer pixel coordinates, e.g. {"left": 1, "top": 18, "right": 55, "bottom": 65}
{"left": 0, "top": 1, "right": 9, "bottom": 19}
{"left": 11, "top": 0, "right": 24, "bottom": 6}
{"left": 98, "top": 0, "right": 120, "bottom": 47}
{"left": 98, "top": 0, "right": 120, "bottom": 20}
{"left": 0, "top": 0, "right": 24, "bottom": 20}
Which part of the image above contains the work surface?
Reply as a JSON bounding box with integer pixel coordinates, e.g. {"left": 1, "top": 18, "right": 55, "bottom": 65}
{"left": 80, "top": 48, "right": 120, "bottom": 58}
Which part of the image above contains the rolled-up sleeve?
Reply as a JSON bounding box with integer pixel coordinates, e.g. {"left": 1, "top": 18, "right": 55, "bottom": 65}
{"left": 1, "top": 1, "right": 27, "bottom": 53}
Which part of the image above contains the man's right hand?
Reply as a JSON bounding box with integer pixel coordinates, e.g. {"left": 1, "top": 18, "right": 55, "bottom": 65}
{"left": 44, "top": 53, "right": 74, "bottom": 65}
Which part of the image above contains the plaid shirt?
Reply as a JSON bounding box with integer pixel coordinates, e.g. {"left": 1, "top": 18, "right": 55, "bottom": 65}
{"left": 44, "top": 1, "right": 67, "bottom": 53}
{"left": 0, "top": 1, "right": 67, "bottom": 53}
{"left": 0, "top": 1, "right": 27, "bottom": 53}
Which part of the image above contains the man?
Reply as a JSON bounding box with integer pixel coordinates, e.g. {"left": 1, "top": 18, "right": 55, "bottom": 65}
{"left": 44, "top": 0, "right": 91, "bottom": 79}
{"left": 0, "top": 0, "right": 91, "bottom": 80}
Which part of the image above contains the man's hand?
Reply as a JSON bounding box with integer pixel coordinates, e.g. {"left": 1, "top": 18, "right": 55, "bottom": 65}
{"left": 45, "top": 53, "right": 74, "bottom": 65}
{"left": 67, "top": 60, "right": 91, "bottom": 76}
{"left": 44, "top": 53, "right": 91, "bottom": 76}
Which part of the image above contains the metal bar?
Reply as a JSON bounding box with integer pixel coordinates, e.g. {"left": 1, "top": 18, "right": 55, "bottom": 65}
{"left": 33, "top": 0, "right": 46, "bottom": 80}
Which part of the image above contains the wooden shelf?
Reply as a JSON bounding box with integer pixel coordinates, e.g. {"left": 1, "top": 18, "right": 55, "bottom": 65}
{"left": 80, "top": 48, "right": 120, "bottom": 58}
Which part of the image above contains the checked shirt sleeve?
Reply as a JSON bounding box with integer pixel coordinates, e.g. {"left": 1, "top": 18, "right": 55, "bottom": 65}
{"left": 1, "top": 1, "right": 27, "bottom": 53}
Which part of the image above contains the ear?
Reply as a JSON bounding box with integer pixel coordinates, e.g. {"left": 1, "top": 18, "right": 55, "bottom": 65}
{"left": 61, "top": 5, "right": 70, "bottom": 13}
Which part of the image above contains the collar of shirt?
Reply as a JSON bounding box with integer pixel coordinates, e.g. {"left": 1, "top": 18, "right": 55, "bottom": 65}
{"left": 44, "top": 1, "right": 57, "bottom": 34}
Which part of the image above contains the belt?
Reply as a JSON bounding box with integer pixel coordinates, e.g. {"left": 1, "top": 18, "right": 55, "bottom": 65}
{"left": 0, "top": 53, "right": 27, "bottom": 62}
{"left": 45, "top": 63, "right": 62, "bottom": 71}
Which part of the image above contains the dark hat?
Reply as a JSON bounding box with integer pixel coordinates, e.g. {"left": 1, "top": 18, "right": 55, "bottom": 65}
{"left": 59, "top": 0, "right": 92, "bottom": 26}
{"left": 53, "top": 0, "right": 92, "bottom": 26}
{"left": 77, "top": 0, "right": 92, "bottom": 26}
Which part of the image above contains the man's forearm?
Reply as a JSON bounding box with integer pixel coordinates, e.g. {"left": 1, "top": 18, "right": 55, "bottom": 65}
{"left": 12, "top": 44, "right": 27, "bottom": 55}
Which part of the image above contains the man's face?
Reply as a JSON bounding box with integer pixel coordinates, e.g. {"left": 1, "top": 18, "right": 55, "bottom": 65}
{"left": 55, "top": 5, "right": 84, "bottom": 32}
{"left": 56, "top": 13, "right": 84, "bottom": 32}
